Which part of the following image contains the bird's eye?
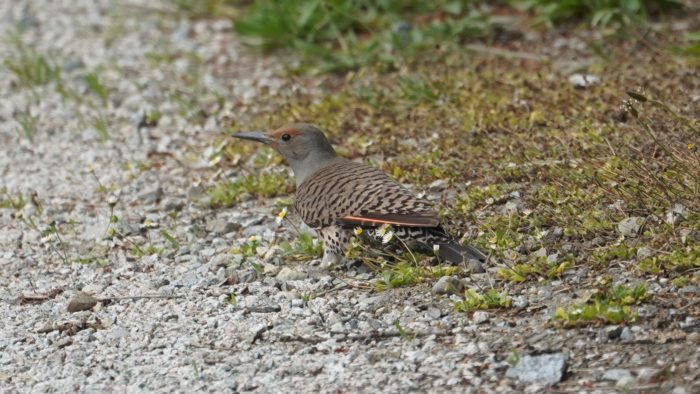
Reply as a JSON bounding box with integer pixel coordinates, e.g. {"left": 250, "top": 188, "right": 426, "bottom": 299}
{"left": 281, "top": 133, "right": 291, "bottom": 141}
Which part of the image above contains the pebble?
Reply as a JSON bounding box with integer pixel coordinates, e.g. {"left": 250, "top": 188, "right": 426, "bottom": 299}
{"left": 472, "top": 311, "right": 490, "bottom": 324}
{"left": 431, "top": 276, "right": 464, "bottom": 295}
{"left": 618, "top": 217, "right": 644, "bottom": 238}
{"left": 569, "top": 73, "right": 600, "bottom": 88}
{"left": 505, "top": 353, "right": 568, "bottom": 385}
{"left": 67, "top": 293, "right": 98, "bottom": 313}
{"left": 601, "top": 368, "right": 633, "bottom": 386}
{"left": 276, "top": 267, "right": 308, "bottom": 281}
{"left": 206, "top": 218, "right": 241, "bottom": 234}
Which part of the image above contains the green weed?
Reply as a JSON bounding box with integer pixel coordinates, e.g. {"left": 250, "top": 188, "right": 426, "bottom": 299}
{"left": 638, "top": 246, "right": 700, "bottom": 274}
{"left": 512, "top": 0, "right": 681, "bottom": 28}
{"left": 4, "top": 52, "right": 61, "bottom": 88}
{"left": 89, "top": 113, "right": 110, "bottom": 141}
{"left": 281, "top": 232, "right": 323, "bottom": 261}
{"left": 161, "top": 230, "right": 181, "bottom": 250}
{"left": 454, "top": 288, "right": 512, "bottom": 311}
{"left": 83, "top": 72, "right": 109, "bottom": 106}
{"left": 14, "top": 110, "right": 40, "bottom": 141}
{"left": 553, "top": 283, "right": 647, "bottom": 327}
{"left": 233, "top": 0, "right": 495, "bottom": 73}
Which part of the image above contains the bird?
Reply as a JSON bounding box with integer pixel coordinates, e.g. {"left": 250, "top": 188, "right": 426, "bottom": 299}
{"left": 231, "top": 123, "right": 486, "bottom": 271}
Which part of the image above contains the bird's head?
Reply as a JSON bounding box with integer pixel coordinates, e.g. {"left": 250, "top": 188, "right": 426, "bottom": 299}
{"left": 231, "top": 123, "right": 339, "bottom": 184}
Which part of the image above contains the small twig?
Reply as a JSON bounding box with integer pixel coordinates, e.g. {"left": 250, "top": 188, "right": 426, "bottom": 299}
{"left": 250, "top": 324, "right": 273, "bottom": 344}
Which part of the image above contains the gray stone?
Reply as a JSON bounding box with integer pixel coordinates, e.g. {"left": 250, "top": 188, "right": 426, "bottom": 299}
{"left": 665, "top": 203, "right": 686, "bottom": 225}
{"left": 569, "top": 73, "right": 600, "bottom": 88}
{"left": 505, "top": 353, "right": 568, "bottom": 385}
{"left": 107, "top": 326, "right": 129, "bottom": 340}
{"left": 162, "top": 197, "right": 185, "bottom": 212}
{"left": 238, "top": 269, "right": 259, "bottom": 283}
{"left": 67, "top": 293, "right": 98, "bottom": 313}
{"left": 619, "top": 326, "right": 633, "bottom": 341}
{"left": 637, "top": 246, "right": 653, "bottom": 259}
{"left": 276, "top": 267, "right": 308, "bottom": 281}
{"left": 636, "top": 367, "right": 662, "bottom": 383}
{"left": 601, "top": 368, "right": 633, "bottom": 383}
{"left": 618, "top": 217, "right": 644, "bottom": 238}
{"left": 428, "top": 179, "right": 448, "bottom": 191}
{"left": 206, "top": 219, "right": 241, "bottom": 234}
{"left": 431, "top": 276, "right": 463, "bottom": 295}
{"left": 472, "top": 311, "right": 489, "bottom": 324}
{"left": 679, "top": 285, "right": 699, "bottom": 295}
{"left": 139, "top": 184, "right": 163, "bottom": 204}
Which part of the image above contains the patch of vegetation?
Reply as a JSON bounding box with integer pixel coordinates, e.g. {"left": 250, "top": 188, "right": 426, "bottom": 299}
{"left": 89, "top": 113, "right": 110, "bottom": 142}
{"left": 209, "top": 172, "right": 291, "bottom": 207}
{"left": 499, "top": 255, "right": 574, "bottom": 283}
{"left": 394, "top": 322, "right": 416, "bottom": 341}
{"left": 219, "top": 0, "right": 686, "bottom": 73}
{"left": 374, "top": 261, "right": 458, "bottom": 291}
{"left": 161, "top": 230, "right": 181, "bottom": 251}
{"left": 638, "top": 246, "right": 700, "bottom": 274}
{"left": 454, "top": 288, "right": 512, "bottom": 311}
{"left": 231, "top": 236, "right": 261, "bottom": 260}
{"left": 678, "top": 30, "right": 700, "bottom": 59}
{"left": 233, "top": 0, "right": 498, "bottom": 73}
{"left": 512, "top": 0, "right": 681, "bottom": 28}
{"left": 83, "top": 72, "right": 109, "bottom": 106}
{"left": 4, "top": 48, "right": 61, "bottom": 89}
{"left": 281, "top": 232, "right": 323, "bottom": 261}
{"left": 13, "top": 110, "right": 40, "bottom": 141}
{"left": 553, "top": 283, "right": 648, "bottom": 327}
{"left": 591, "top": 243, "right": 636, "bottom": 266}
{"left": 0, "top": 192, "right": 27, "bottom": 210}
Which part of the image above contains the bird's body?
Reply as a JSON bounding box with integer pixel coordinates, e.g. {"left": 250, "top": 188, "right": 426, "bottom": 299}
{"left": 232, "top": 123, "right": 486, "bottom": 269}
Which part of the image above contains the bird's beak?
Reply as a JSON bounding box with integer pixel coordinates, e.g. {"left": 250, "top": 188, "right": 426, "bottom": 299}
{"left": 230, "top": 131, "right": 273, "bottom": 145}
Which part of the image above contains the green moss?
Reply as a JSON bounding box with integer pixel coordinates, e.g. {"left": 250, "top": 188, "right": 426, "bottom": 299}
{"left": 639, "top": 246, "right": 700, "bottom": 274}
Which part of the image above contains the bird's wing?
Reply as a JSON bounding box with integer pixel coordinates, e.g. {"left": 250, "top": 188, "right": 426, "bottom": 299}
{"left": 295, "top": 160, "right": 439, "bottom": 229}
{"left": 338, "top": 212, "right": 439, "bottom": 228}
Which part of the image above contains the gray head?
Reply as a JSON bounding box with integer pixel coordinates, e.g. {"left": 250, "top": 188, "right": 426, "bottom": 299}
{"left": 231, "top": 123, "right": 341, "bottom": 186}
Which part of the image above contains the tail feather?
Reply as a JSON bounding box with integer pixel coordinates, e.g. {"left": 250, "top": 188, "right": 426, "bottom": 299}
{"left": 438, "top": 242, "right": 487, "bottom": 264}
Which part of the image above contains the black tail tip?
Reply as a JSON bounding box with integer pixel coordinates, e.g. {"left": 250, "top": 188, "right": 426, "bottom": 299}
{"left": 438, "top": 243, "right": 487, "bottom": 273}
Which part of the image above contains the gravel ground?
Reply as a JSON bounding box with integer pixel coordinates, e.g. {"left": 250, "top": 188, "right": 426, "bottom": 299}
{"left": 1, "top": 1, "right": 698, "bottom": 393}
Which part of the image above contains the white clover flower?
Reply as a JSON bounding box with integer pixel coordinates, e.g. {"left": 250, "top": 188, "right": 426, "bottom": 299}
{"left": 275, "top": 207, "right": 288, "bottom": 224}
{"left": 433, "top": 244, "right": 440, "bottom": 253}
{"left": 381, "top": 231, "right": 394, "bottom": 244}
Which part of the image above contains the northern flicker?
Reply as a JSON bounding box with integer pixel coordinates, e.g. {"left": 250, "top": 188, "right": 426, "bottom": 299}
{"left": 232, "top": 123, "right": 486, "bottom": 270}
